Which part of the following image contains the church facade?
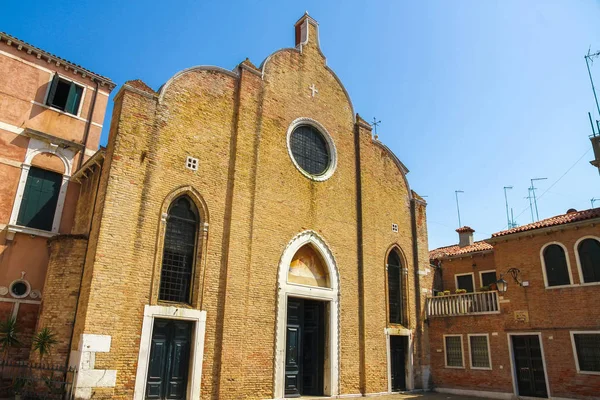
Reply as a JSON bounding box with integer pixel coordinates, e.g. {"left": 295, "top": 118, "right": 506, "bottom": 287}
{"left": 38, "top": 14, "right": 432, "bottom": 399}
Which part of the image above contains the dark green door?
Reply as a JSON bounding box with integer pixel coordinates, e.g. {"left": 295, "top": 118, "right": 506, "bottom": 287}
{"left": 285, "top": 298, "right": 324, "bottom": 398}
{"left": 390, "top": 336, "right": 406, "bottom": 391}
{"left": 146, "top": 319, "right": 193, "bottom": 400}
{"left": 17, "top": 166, "right": 62, "bottom": 231}
{"left": 512, "top": 335, "right": 548, "bottom": 398}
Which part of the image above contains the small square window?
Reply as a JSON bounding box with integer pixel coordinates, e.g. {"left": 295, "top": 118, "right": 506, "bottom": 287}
{"left": 445, "top": 335, "right": 463, "bottom": 368}
{"left": 392, "top": 224, "right": 398, "bottom": 233}
{"left": 46, "top": 75, "right": 83, "bottom": 115}
{"left": 572, "top": 333, "right": 600, "bottom": 373}
{"left": 186, "top": 156, "right": 198, "bottom": 171}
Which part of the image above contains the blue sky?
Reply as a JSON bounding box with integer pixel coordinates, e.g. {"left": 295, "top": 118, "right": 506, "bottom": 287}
{"left": 3, "top": 0, "right": 600, "bottom": 250}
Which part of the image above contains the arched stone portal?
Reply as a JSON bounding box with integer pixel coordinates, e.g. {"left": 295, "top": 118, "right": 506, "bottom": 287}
{"left": 274, "top": 231, "right": 340, "bottom": 398}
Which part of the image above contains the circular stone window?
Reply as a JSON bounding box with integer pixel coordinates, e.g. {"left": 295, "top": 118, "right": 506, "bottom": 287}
{"left": 287, "top": 119, "right": 337, "bottom": 181}
{"left": 9, "top": 280, "right": 30, "bottom": 299}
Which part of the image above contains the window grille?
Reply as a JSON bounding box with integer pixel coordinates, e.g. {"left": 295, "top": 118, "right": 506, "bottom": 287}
{"left": 470, "top": 335, "right": 490, "bottom": 368}
{"left": 543, "top": 244, "right": 570, "bottom": 286}
{"left": 159, "top": 197, "right": 198, "bottom": 303}
{"left": 574, "top": 333, "right": 600, "bottom": 372}
{"left": 186, "top": 156, "right": 198, "bottom": 171}
{"left": 290, "top": 125, "right": 330, "bottom": 176}
{"left": 445, "top": 336, "right": 463, "bottom": 367}
{"left": 387, "top": 250, "right": 403, "bottom": 325}
{"left": 578, "top": 239, "right": 600, "bottom": 283}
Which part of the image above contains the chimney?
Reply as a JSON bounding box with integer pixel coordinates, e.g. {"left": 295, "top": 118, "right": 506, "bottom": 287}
{"left": 294, "top": 12, "right": 320, "bottom": 48}
{"left": 456, "top": 226, "right": 475, "bottom": 248}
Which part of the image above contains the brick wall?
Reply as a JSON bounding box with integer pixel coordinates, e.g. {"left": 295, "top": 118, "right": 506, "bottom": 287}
{"left": 64, "top": 18, "right": 430, "bottom": 400}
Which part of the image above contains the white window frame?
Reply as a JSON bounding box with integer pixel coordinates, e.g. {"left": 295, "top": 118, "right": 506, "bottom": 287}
{"left": 7, "top": 137, "right": 74, "bottom": 237}
{"left": 43, "top": 73, "right": 86, "bottom": 118}
{"left": 540, "top": 241, "right": 574, "bottom": 289}
{"left": 455, "top": 272, "right": 476, "bottom": 292}
{"left": 443, "top": 334, "right": 465, "bottom": 369}
{"left": 478, "top": 270, "right": 497, "bottom": 288}
{"left": 574, "top": 236, "right": 600, "bottom": 286}
{"left": 468, "top": 333, "right": 492, "bottom": 370}
{"left": 570, "top": 331, "right": 600, "bottom": 375}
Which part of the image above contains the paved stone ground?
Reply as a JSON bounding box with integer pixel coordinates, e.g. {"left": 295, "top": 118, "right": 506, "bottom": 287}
{"left": 374, "top": 392, "right": 492, "bottom": 400}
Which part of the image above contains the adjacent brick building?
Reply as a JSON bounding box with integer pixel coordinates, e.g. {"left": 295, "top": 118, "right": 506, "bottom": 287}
{"left": 0, "top": 32, "right": 115, "bottom": 360}
{"left": 33, "top": 14, "right": 433, "bottom": 399}
{"left": 428, "top": 209, "right": 600, "bottom": 399}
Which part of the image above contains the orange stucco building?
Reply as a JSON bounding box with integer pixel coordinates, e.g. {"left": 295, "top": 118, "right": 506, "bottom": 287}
{"left": 0, "top": 31, "right": 115, "bottom": 360}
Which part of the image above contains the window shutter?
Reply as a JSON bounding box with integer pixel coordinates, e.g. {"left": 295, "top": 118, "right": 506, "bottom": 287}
{"left": 46, "top": 74, "right": 59, "bottom": 106}
{"left": 17, "top": 167, "right": 62, "bottom": 231}
{"left": 65, "top": 83, "right": 83, "bottom": 115}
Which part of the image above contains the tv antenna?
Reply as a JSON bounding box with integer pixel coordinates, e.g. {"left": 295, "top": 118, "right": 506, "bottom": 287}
{"left": 530, "top": 178, "right": 547, "bottom": 221}
{"left": 585, "top": 48, "right": 600, "bottom": 120}
{"left": 525, "top": 188, "right": 534, "bottom": 223}
{"left": 503, "top": 186, "right": 514, "bottom": 228}
{"left": 592, "top": 197, "right": 600, "bottom": 208}
{"left": 455, "top": 190, "right": 464, "bottom": 227}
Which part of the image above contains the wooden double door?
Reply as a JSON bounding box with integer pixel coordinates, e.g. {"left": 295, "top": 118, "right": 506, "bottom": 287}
{"left": 512, "top": 335, "right": 548, "bottom": 398}
{"left": 146, "top": 319, "right": 193, "bottom": 399}
{"left": 285, "top": 298, "right": 325, "bottom": 398}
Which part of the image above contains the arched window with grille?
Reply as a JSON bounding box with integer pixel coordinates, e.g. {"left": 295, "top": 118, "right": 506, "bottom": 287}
{"left": 542, "top": 243, "right": 571, "bottom": 287}
{"left": 577, "top": 238, "right": 600, "bottom": 283}
{"left": 387, "top": 248, "right": 404, "bottom": 325}
{"left": 159, "top": 196, "right": 199, "bottom": 303}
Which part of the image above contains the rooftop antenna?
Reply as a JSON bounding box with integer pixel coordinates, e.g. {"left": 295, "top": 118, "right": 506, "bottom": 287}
{"left": 370, "top": 117, "right": 381, "bottom": 139}
{"left": 455, "top": 190, "right": 464, "bottom": 227}
{"left": 530, "top": 178, "right": 547, "bottom": 221}
{"left": 503, "top": 186, "right": 513, "bottom": 228}
{"left": 510, "top": 208, "right": 518, "bottom": 228}
{"left": 585, "top": 48, "right": 600, "bottom": 120}
{"left": 592, "top": 197, "right": 600, "bottom": 208}
{"left": 525, "top": 188, "right": 534, "bottom": 223}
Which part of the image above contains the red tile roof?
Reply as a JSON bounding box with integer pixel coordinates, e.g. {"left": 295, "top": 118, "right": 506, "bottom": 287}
{"left": 492, "top": 207, "right": 600, "bottom": 238}
{"left": 0, "top": 31, "right": 115, "bottom": 89}
{"left": 429, "top": 240, "right": 493, "bottom": 260}
{"left": 456, "top": 226, "right": 474, "bottom": 233}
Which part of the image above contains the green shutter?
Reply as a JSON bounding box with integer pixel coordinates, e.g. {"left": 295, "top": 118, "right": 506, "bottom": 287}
{"left": 65, "top": 82, "right": 83, "bottom": 114}
{"left": 46, "top": 74, "right": 59, "bottom": 107}
{"left": 17, "top": 167, "right": 62, "bottom": 231}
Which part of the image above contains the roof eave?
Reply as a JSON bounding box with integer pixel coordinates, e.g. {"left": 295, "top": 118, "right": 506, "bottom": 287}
{"left": 488, "top": 217, "right": 600, "bottom": 243}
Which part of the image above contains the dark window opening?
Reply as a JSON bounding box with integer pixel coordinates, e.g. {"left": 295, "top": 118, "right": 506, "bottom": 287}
{"left": 543, "top": 244, "right": 571, "bottom": 287}
{"left": 445, "top": 336, "right": 463, "bottom": 367}
{"left": 578, "top": 239, "right": 600, "bottom": 283}
{"left": 159, "top": 196, "right": 199, "bottom": 303}
{"left": 16, "top": 166, "right": 62, "bottom": 231}
{"left": 10, "top": 281, "right": 28, "bottom": 297}
{"left": 481, "top": 271, "right": 497, "bottom": 288}
{"left": 387, "top": 249, "right": 403, "bottom": 325}
{"left": 290, "top": 124, "right": 330, "bottom": 176}
{"left": 456, "top": 274, "right": 474, "bottom": 293}
{"left": 46, "top": 75, "right": 83, "bottom": 115}
{"left": 573, "top": 333, "right": 600, "bottom": 372}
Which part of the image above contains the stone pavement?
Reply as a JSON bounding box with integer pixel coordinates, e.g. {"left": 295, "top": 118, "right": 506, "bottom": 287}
{"left": 374, "top": 392, "right": 492, "bottom": 400}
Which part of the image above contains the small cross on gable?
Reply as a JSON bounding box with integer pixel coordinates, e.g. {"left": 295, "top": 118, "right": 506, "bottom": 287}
{"left": 309, "top": 84, "right": 318, "bottom": 97}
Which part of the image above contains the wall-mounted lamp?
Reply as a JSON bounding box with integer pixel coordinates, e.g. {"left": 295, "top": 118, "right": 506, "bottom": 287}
{"left": 496, "top": 268, "right": 522, "bottom": 294}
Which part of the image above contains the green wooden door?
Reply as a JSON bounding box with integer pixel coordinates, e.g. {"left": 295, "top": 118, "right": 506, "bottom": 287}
{"left": 17, "top": 166, "right": 62, "bottom": 231}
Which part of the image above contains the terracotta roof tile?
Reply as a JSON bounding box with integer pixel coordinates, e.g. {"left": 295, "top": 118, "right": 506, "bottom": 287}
{"left": 456, "top": 226, "right": 474, "bottom": 233}
{"left": 492, "top": 207, "right": 600, "bottom": 238}
{"left": 429, "top": 240, "right": 493, "bottom": 260}
{"left": 0, "top": 31, "right": 115, "bottom": 89}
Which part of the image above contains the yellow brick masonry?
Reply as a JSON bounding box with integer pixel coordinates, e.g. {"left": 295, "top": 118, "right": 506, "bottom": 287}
{"left": 39, "top": 16, "right": 431, "bottom": 399}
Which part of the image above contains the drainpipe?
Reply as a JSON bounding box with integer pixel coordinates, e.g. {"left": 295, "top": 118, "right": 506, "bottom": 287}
{"left": 78, "top": 79, "right": 99, "bottom": 170}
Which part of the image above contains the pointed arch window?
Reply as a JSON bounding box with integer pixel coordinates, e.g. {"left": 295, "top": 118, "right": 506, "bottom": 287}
{"left": 159, "top": 196, "right": 198, "bottom": 303}
{"left": 542, "top": 244, "right": 571, "bottom": 287}
{"left": 387, "top": 249, "right": 404, "bottom": 325}
{"left": 578, "top": 238, "right": 600, "bottom": 283}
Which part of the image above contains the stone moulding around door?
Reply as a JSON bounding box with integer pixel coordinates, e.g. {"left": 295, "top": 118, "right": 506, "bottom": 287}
{"left": 132, "top": 305, "right": 207, "bottom": 400}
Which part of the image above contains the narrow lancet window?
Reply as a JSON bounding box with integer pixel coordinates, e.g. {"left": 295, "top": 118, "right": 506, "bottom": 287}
{"left": 387, "top": 249, "right": 403, "bottom": 325}
{"left": 159, "top": 196, "right": 198, "bottom": 303}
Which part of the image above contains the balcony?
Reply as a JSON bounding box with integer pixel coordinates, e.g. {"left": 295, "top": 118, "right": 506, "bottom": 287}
{"left": 426, "top": 291, "right": 501, "bottom": 318}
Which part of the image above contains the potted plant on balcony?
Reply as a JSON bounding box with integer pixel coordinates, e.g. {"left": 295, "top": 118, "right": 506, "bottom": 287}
{"left": 443, "top": 290, "right": 451, "bottom": 296}
{"left": 455, "top": 289, "right": 467, "bottom": 294}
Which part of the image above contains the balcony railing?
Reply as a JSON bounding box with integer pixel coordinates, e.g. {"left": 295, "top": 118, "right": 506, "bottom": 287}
{"left": 426, "top": 291, "right": 500, "bottom": 318}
